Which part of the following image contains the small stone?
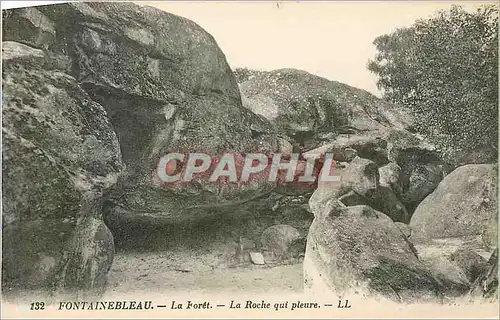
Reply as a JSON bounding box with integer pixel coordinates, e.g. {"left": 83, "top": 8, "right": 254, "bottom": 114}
{"left": 249, "top": 252, "right": 265, "bottom": 265}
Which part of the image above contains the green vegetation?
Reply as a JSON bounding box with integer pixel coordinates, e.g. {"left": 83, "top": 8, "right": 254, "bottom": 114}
{"left": 368, "top": 5, "right": 498, "bottom": 162}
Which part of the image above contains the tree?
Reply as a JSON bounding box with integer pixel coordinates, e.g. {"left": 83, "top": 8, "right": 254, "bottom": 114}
{"left": 368, "top": 5, "right": 498, "bottom": 163}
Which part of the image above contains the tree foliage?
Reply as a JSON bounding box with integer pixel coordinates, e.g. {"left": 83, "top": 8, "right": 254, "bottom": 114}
{"left": 368, "top": 5, "right": 498, "bottom": 161}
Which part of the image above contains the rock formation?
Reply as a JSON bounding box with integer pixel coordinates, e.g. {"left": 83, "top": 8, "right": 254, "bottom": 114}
{"left": 2, "top": 2, "right": 497, "bottom": 304}
{"left": 2, "top": 39, "right": 122, "bottom": 296}
{"left": 2, "top": 2, "right": 277, "bottom": 296}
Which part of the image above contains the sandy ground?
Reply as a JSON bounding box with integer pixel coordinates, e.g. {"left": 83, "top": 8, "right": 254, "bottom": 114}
{"left": 104, "top": 203, "right": 311, "bottom": 298}
{"left": 2, "top": 248, "right": 304, "bottom": 305}
{"left": 105, "top": 246, "right": 304, "bottom": 298}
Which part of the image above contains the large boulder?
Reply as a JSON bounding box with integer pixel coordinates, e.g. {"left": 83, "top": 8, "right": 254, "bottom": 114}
{"left": 309, "top": 157, "right": 409, "bottom": 222}
{"left": 2, "top": 41, "right": 123, "bottom": 295}
{"left": 408, "top": 164, "right": 498, "bottom": 296}
{"left": 238, "top": 68, "right": 414, "bottom": 152}
{"left": 303, "top": 201, "right": 444, "bottom": 303}
{"left": 2, "top": 3, "right": 280, "bottom": 231}
{"left": 2, "top": 1, "right": 282, "bottom": 296}
{"left": 409, "top": 164, "right": 498, "bottom": 249}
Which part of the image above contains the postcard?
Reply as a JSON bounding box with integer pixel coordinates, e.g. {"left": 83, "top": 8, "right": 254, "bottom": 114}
{"left": 1, "top": 1, "right": 498, "bottom": 318}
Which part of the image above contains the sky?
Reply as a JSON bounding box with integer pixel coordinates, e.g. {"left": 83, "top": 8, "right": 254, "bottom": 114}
{"left": 3, "top": 1, "right": 496, "bottom": 96}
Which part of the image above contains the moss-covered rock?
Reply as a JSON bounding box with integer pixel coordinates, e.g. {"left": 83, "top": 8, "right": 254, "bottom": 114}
{"left": 3, "top": 2, "right": 279, "bottom": 257}
{"left": 2, "top": 42, "right": 123, "bottom": 295}
{"left": 303, "top": 202, "right": 444, "bottom": 303}
{"left": 238, "top": 68, "right": 414, "bottom": 151}
{"left": 409, "top": 164, "right": 498, "bottom": 249}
